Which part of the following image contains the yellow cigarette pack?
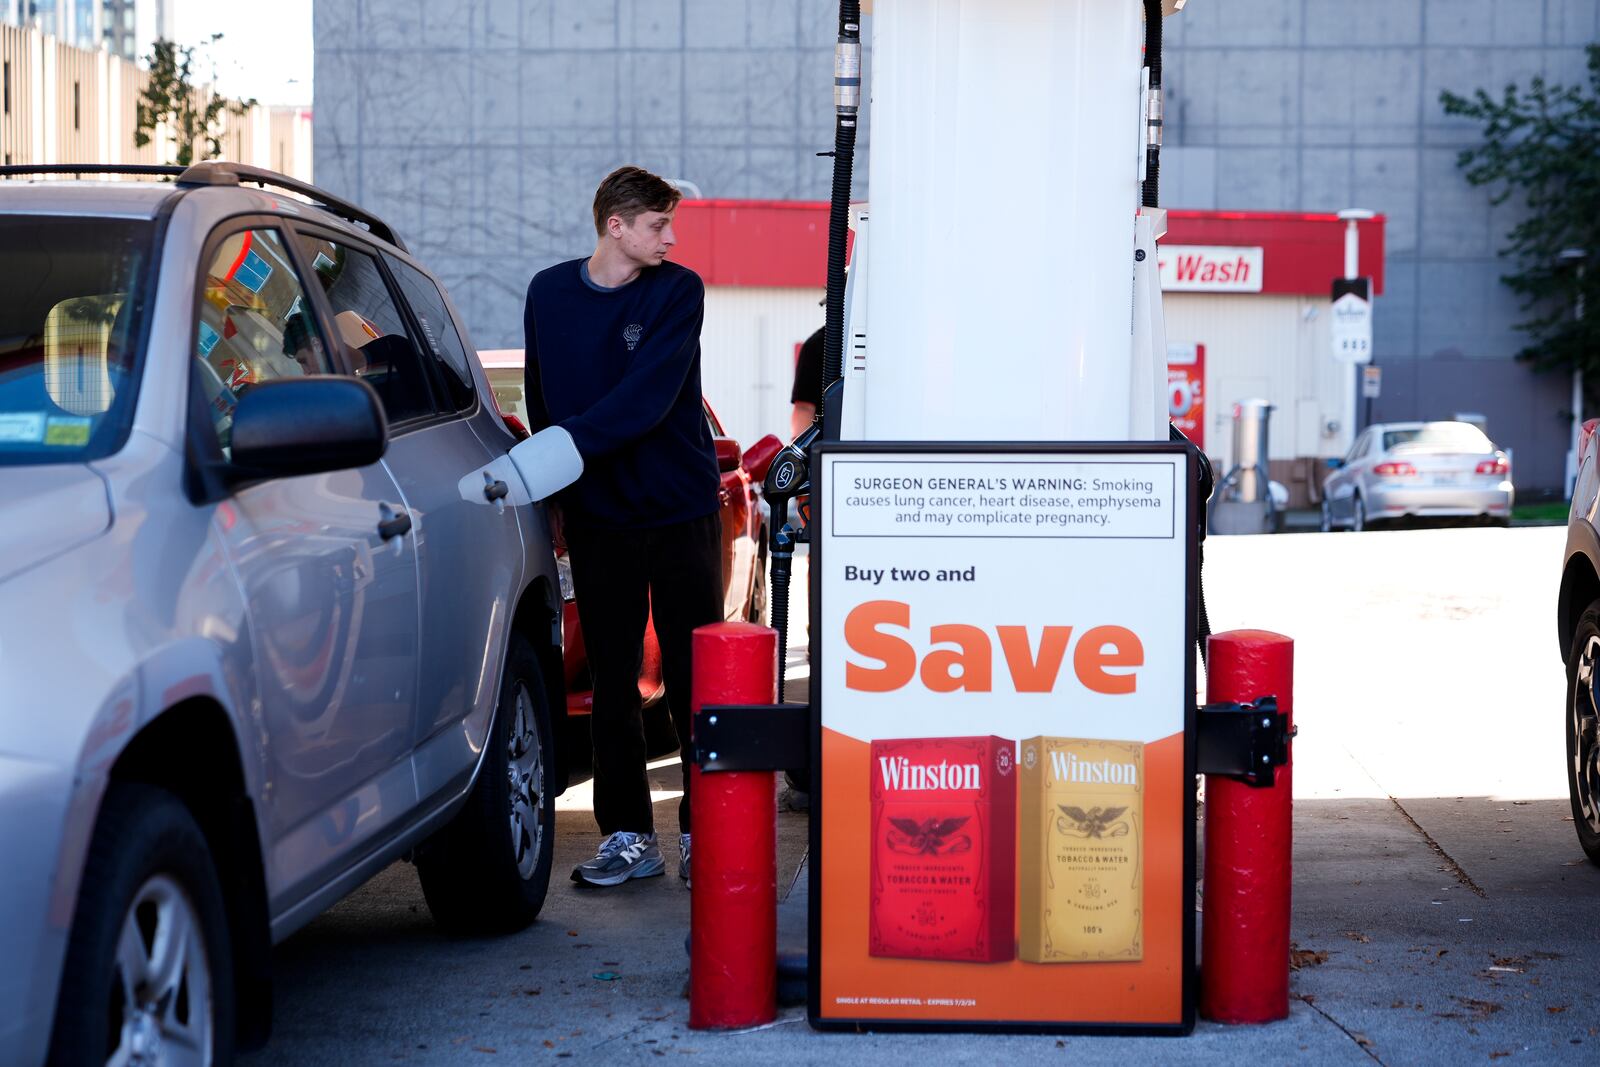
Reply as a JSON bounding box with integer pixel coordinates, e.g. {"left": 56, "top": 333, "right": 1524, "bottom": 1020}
{"left": 1018, "top": 737, "right": 1144, "bottom": 963}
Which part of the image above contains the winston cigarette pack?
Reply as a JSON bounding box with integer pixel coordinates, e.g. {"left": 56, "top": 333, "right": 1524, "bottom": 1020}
{"left": 1018, "top": 736, "right": 1144, "bottom": 963}
{"left": 868, "top": 735, "right": 1016, "bottom": 962}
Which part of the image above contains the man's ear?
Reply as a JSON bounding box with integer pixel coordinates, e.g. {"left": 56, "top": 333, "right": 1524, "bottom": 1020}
{"left": 606, "top": 214, "right": 626, "bottom": 240}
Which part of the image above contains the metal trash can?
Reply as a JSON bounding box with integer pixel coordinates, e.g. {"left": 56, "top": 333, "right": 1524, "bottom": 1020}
{"left": 1210, "top": 399, "right": 1276, "bottom": 535}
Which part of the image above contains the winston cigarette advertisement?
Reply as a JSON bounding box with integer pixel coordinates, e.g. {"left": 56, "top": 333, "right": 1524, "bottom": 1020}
{"left": 814, "top": 448, "right": 1192, "bottom": 1030}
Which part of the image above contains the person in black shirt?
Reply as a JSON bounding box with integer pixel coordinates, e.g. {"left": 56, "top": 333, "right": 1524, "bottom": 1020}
{"left": 790, "top": 324, "right": 824, "bottom": 437}
{"left": 524, "top": 166, "right": 722, "bottom": 888}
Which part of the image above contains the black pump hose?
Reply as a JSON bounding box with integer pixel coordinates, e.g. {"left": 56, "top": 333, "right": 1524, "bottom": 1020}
{"left": 819, "top": 0, "right": 861, "bottom": 411}
{"left": 1142, "top": 0, "right": 1162, "bottom": 210}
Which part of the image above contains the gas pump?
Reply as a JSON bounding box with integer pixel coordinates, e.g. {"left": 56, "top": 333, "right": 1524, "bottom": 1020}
{"left": 505, "top": 0, "right": 1294, "bottom": 1036}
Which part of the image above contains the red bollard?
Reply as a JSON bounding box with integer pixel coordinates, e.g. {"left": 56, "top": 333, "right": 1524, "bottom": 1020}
{"left": 689, "top": 622, "right": 778, "bottom": 1030}
{"left": 1201, "top": 629, "right": 1294, "bottom": 1024}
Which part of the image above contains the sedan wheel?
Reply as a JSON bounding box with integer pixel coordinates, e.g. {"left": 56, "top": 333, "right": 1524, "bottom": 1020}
{"left": 1568, "top": 615, "right": 1600, "bottom": 863}
{"left": 1320, "top": 499, "right": 1334, "bottom": 532}
{"left": 1353, "top": 495, "right": 1367, "bottom": 533}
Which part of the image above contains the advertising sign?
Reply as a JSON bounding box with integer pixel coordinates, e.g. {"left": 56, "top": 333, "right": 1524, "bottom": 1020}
{"left": 810, "top": 442, "right": 1197, "bottom": 1034}
{"left": 1331, "top": 277, "right": 1372, "bottom": 364}
{"left": 1157, "top": 246, "right": 1263, "bottom": 292}
{"left": 1361, "top": 364, "right": 1381, "bottom": 399}
{"left": 1166, "top": 342, "right": 1205, "bottom": 450}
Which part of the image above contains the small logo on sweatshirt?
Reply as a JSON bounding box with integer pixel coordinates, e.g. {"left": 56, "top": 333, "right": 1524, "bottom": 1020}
{"left": 623, "top": 324, "right": 643, "bottom": 351}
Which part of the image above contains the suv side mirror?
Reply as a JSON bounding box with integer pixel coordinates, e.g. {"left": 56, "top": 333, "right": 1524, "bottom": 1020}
{"left": 230, "top": 377, "right": 387, "bottom": 478}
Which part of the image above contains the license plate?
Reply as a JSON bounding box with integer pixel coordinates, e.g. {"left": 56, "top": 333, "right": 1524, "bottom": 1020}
{"left": 1428, "top": 472, "right": 1463, "bottom": 486}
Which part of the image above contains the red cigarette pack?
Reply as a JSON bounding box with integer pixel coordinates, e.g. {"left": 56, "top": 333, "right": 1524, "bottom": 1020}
{"left": 868, "top": 735, "right": 1017, "bottom": 962}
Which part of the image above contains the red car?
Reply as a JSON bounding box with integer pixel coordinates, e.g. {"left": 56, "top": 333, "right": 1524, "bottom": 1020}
{"left": 476, "top": 349, "right": 780, "bottom": 740}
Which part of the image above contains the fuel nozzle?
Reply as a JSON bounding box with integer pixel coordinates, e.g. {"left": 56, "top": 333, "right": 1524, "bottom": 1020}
{"left": 760, "top": 422, "right": 819, "bottom": 703}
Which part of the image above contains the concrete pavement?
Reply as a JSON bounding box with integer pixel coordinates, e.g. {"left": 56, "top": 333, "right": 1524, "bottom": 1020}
{"left": 243, "top": 527, "right": 1600, "bottom": 1065}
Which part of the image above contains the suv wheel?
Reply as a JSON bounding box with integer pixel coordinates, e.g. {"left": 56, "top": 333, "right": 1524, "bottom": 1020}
{"left": 49, "top": 783, "right": 235, "bottom": 1067}
{"left": 418, "top": 633, "right": 556, "bottom": 932}
{"left": 1566, "top": 604, "right": 1600, "bottom": 864}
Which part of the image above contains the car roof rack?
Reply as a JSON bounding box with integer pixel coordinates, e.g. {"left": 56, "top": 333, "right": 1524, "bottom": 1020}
{"left": 0, "top": 163, "right": 189, "bottom": 181}
{"left": 0, "top": 161, "right": 407, "bottom": 252}
{"left": 176, "top": 162, "right": 408, "bottom": 251}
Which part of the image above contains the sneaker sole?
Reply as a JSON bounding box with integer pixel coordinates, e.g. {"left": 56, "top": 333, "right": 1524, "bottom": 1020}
{"left": 572, "top": 855, "right": 666, "bottom": 887}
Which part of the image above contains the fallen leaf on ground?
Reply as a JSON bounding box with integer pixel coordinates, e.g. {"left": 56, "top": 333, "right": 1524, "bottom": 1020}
{"left": 1289, "top": 944, "right": 1329, "bottom": 969}
{"left": 567, "top": 930, "right": 579, "bottom": 937}
{"left": 1490, "top": 1052, "right": 1512, "bottom": 1060}
{"left": 473, "top": 1048, "right": 497, "bottom": 1055}
{"left": 1548, "top": 1005, "right": 1569, "bottom": 1014}
{"left": 543, "top": 1041, "right": 555, "bottom": 1049}
{"left": 1454, "top": 997, "right": 1503, "bottom": 1020}
{"left": 1343, "top": 931, "right": 1372, "bottom": 943}
{"left": 525, "top": 989, "right": 541, "bottom": 996}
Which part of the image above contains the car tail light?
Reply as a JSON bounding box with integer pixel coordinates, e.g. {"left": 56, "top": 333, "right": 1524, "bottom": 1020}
{"left": 1476, "top": 457, "right": 1509, "bottom": 476}
{"left": 1372, "top": 462, "right": 1416, "bottom": 476}
{"left": 501, "top": 413, "right": 530, "bottom": 440}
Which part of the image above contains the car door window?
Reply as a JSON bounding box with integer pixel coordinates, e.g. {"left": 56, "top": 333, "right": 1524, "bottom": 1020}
{"left": 194, "top": 227, "right": 333, "bottom": 454}
{"left": 383, "top": 255, "right": 476, "bottom": 411}
{"left": 296, "top": 234, "right": 437, "bottom": 425}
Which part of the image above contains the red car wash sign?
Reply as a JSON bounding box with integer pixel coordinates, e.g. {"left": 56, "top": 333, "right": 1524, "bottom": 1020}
{"left": 810, "top": 441, "right": 1198, "bottom": 1035}
{"left": 1157, "top": 246, "right": 1263, "bottom": 293}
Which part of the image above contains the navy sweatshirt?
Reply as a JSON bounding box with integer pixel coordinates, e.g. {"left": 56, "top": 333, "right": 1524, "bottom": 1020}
{"left": 523, "top": 258, "right": 720, "bottom": 530}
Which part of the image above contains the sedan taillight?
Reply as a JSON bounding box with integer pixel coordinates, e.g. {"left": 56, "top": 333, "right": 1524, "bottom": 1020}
{"left": 1476, "top": 457, "right": 1509, "bottom": 476}
{"left": 1373, "top": 462, "right": 1416, "bottom": 476}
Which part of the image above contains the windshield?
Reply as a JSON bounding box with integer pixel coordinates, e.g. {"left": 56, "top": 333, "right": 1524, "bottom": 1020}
{"left": 0, "top": 216, "right": 155, "bottom": 465}
{"left": 1382, "top": 423, "right": 1492, "bottom": 452}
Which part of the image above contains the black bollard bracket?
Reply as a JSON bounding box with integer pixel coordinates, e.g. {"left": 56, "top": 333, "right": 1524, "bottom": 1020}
{"left": 692, "top": 703, "right": 811, "bottom": 773}
{"left": 1196, "top": 696, "right": 1293, "bottom": 788}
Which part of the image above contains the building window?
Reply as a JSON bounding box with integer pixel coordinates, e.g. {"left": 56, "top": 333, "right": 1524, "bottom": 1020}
{"left": 4, "top": 60, "right": 10, "bottom": 116}
{"left": 73, "top": 80, "right": 80, "bottom": 131}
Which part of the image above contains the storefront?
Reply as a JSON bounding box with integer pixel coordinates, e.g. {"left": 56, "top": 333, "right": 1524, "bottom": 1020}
{"left": 674, "top": 201, "right": 1385, "bottom": 508}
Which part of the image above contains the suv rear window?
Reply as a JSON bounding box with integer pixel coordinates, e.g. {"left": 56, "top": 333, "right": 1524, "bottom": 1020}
{"left": 0, "top": 216, "right": 154, "bottom": 465}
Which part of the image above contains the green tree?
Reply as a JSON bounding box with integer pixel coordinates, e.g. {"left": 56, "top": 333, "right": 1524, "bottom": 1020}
{"left": 1441, "top": 45, "right": 1600, "bottom": 379}
{"left": 134, "top": 35, "right": 255, "bottom": 167}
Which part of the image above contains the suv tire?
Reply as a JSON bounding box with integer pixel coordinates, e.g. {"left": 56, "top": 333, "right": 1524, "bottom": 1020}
{"left": 418, "top": 633, "right": 556, "bottom": 933}
{"left": 49, "top": 783, "right": 235, "bottom": 1067}
{"left": 1565, "top": 603, "right": 1600, "bottom": 864}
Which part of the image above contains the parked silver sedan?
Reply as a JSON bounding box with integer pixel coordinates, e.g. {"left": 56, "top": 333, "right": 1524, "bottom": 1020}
{"left": 1321, "top": 421, "right": 1514, "bottom": 531}
{"left": 0, "top": 163, "right": 566, "bottom": 1066}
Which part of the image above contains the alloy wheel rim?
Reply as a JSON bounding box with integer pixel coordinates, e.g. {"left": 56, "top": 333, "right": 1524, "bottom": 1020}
{"left": 506, "top": 683, "right": 545, "bottom": 880}
{"left": 1574, "top": 635, "right": 1600, "bottom": 835}
{"left": 109, "top": 874, "right": 213, "bottom": 1067}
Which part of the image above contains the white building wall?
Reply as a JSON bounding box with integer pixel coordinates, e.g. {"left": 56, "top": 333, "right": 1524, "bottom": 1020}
{"left": 701, "top": 286, "right": 826, "bottom": 450}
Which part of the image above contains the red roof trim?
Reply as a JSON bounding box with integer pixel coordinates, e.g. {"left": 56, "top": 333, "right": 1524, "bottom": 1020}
{"left": 672, "top": 200, "right": 1386, "bottom": 296}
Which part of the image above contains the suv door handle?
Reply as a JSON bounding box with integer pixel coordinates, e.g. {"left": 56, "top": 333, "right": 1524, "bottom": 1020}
{"left": 378, "top": 508, "right": 412, "bottom": 540}
{"left": 484, "top": 479, "right": 509, "bottom": 502}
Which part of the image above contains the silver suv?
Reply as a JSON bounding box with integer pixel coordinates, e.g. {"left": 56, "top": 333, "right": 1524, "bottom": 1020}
{"left": 0, "top": 163, "right": 567, "bottom": 1065}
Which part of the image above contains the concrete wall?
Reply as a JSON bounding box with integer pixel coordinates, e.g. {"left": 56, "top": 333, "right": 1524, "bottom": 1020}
{"left": 314, "top": 0, "right": 852, "bottom": 356}
{"left": 1161, "top": 0, "right": 1600, "bottom": 492}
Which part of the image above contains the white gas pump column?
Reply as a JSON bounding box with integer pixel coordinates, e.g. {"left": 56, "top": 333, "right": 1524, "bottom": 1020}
{"left": 859, "top": 0, "right": 1163, "bottom": 443}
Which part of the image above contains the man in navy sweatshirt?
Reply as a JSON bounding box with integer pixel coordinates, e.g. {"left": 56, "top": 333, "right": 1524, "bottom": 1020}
{"left": 524, "top": 166, "right": 722, "bottom": 888}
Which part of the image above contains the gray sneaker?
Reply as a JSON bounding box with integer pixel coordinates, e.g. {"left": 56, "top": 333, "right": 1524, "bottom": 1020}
{"left": 571, "top": 831, "right": 664, "bottom": 886}
{"left": 679, "top": 833, "right": 691, "bottom": 887}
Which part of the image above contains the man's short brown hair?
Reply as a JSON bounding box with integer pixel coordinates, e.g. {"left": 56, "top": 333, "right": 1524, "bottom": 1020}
{"left": 593, "top": 166, "right": 682, "bottom": 237}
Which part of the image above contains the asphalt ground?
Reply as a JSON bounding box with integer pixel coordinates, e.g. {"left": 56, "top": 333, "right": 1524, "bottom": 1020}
{"left": 242, "top": 526, "right": 1600, "bottom": 1065}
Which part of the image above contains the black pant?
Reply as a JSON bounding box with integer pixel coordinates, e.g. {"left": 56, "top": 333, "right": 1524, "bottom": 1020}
{"left": 566, "top": 511, "right": 724, "bottom": 836}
